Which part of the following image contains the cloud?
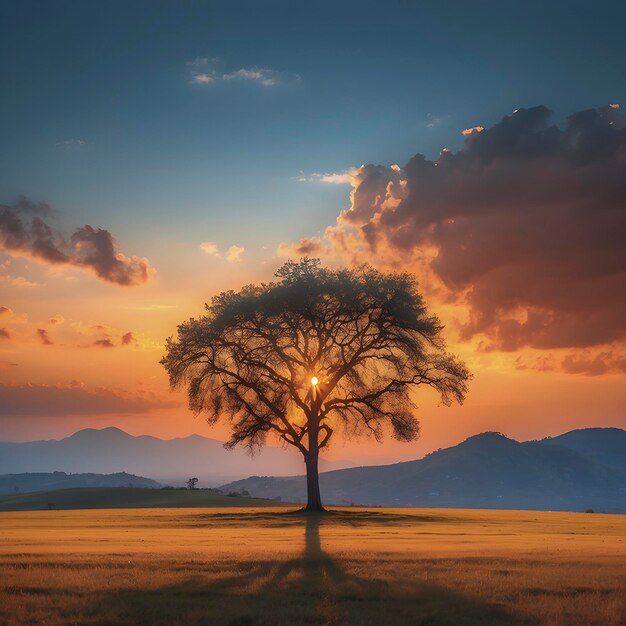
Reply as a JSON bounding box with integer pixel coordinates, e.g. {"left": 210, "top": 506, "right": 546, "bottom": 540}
{"left": 0, "top": 275, "right": 39, "bottom": 288}
{"left": 93, "top": 338, "right": 115, "bottom": 348}
{"left": 0, "top": 198, "right": 154, "bottom": 286}
{"left": 188, "top": 57, "right": 297, "bottom": 87}
{"left": 561, "top": 350, "right": 626, "bottom": 376}
{"left": 67, "top": 321, "right": 143, "bottom": 349}
{"left": 516, "top": 349, "right": 626, "bottom": 376}
{"left": 90, "top": 332, "right": 135, "bottom": 348}
{"left": 0, "top": 328, "right": 9, "bottom": 339}
{"left": 199, "top": 241, "right": 244, "bottom": 262}
{"left": 0, "top": 383, "right": 171, "bottom": 417}
{"left": 462, "top": 126, "right": 484, "bottom": 136}
{"left": 277, "top": 237, "right": 326, "bottom": 258}
{"left": 36, "top": 328, "right": 53, "bottom": 345}
{"left": 426, "top": 113, "right": 447, "bottom": 128}
{"left": 295, "top": 169, "right": 358, "bottom": 184}
{"left": 279, "top": 104, "right": 626, "bottom": 354}
{"left": 124, "top": 304, "right": 177, "bottom": 312}
{"left": 55, "top": 139, "right": 86, "bottom": 150}
{"left": 199, "top": 241, "right": 220, "bottom": 256}
{"left": 226, "top": 245, "right": 245, "bottom": 262}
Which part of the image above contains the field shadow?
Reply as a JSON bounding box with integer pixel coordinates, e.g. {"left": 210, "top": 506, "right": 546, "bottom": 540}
{"left": 93, "top": 513, "right": 520, "bottom": 625}
{"left": 182, "top": 508, "right": 455, "bottom": 529}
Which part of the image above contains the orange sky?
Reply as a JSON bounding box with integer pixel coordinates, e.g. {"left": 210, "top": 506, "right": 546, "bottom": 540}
{"left": 2, "top": 103, "right": 626, "bottom": 463}
{"left": 1, "top": 241, "right": 624, "bottom": 464}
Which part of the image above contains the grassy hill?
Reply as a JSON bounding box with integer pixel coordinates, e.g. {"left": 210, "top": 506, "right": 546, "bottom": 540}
{"left": 0, "top": 471, "right": 160, "bottom": 493}
{"left": 0, "top": 487, "right": 284, "bottom": 511}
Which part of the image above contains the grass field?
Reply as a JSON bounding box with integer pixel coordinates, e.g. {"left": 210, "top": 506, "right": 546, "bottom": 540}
{"left": 0, "top": 487, "right": 281, "bottom": 512}
{"left": 1, "top": 506, "right": 624, "bottom": 625}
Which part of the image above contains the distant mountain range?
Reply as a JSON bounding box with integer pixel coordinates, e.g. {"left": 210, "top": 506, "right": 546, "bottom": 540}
{"left": 0, "top": 471, "right": 160, "bottom": 494}
{"left": 0, "top": 427, "right": 353, "bottom": 485}
{"left": 220, "top": 428, "right": 626, "bottom": 513}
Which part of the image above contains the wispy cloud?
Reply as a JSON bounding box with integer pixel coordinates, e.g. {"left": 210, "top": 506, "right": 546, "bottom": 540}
{"left": 187, "top": 57, "right": 298, "bottom": 87}
{"left": 0, "top": 382, "right": 174, "bottom": 417}
{"left": 294, "top": 169, "right": 358, "bottom": 184}
{"left": 124, "top": 304, "right": 177, "bottom": 312}
{"left": 55, "top": 139, "right": 87, "bottom": 150}
{"left": 0, "top": 275, "right": 39, "bottom": 288}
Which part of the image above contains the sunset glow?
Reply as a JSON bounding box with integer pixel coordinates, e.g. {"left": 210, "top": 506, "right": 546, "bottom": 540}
{"left": 0, "top": 1, "right": 624, "bottom": 467}
{"left": 1, "top": 4, "right": 625, "bottom": 625}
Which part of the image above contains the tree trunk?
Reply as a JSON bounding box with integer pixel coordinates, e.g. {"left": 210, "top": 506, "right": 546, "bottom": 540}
{"left": 304, "top": 450, "right": 324, "bottom": 511}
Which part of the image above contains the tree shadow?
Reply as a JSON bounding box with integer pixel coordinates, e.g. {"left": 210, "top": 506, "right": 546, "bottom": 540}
{"left": 92, "top": 512, "right": 522, "bottom": 625}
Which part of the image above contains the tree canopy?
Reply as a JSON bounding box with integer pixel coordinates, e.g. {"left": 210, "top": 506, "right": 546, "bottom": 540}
{"left": 161, "top": 258, "right": 470, "bottom": 510}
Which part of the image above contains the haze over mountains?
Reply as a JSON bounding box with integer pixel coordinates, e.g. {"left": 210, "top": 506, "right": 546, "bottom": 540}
{"left": 2, "top": 427, "right": 624, "bottom": 513}
{"left": 221, "top": 428, "right": 626, "bottom": 513}
{"left": 0, "top": 427, "right": 353, "bottom": 485}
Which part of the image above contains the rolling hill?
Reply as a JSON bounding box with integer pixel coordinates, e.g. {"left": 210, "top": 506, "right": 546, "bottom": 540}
{"left": 0, "top": 427, "right": 352, "bottom": 485}
{"left": 0, "top": 471, "right": 160, "bottom": 494}
{"left": 220, "top": 428, "right": 626, "bottom": 513}
{"left": 0, "top": 487, "right": 284, "bottom": 511}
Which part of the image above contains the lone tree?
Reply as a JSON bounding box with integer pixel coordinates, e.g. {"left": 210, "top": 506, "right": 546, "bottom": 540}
{"left": 162, "top": 259, "right": 470, "bottom": 511}
{"left": 186, "top": 477, "right": 199, "bottom": 490}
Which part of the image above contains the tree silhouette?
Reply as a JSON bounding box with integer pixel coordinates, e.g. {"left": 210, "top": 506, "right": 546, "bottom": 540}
{"left": 162, "top": 259, "right": 470, "bottom": 510}
{"left": 186, "top": 477, "right": 198, "bottom": 490}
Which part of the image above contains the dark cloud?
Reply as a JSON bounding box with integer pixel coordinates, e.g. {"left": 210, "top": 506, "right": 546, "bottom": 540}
{"left": 277, "top": 237, "right": 325, "bottom": 257}
{"left": 93, "top": 338, "right": 115, "bottom": 348}
{"left": 561, "top": 351, "right": 626, "bottom": 376}
{"left": 299, "top": 104, "right": 626, "bottom": 352}
{"left": 0, "top": 198, "right": 154, "bottom": 286}
{"left": 0, "top": 328, "right": 9, "bottom": 339}
{"left": 517, "top": 350, "right": 626, "bottom": 376}
{"left": 0, "top": 383, "right": 168, "bottom": 417}
{"left": 121, "top": 331, "right": 135, "bottom": 345}
{"left": 36, "top": 328, "right": 53, "bottom": 345}
{"left": 0, "top": 306, "right": 11, "bottom": 315}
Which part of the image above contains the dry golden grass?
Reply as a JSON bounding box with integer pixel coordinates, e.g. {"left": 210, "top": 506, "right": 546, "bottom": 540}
{"left": 1, "top": 506, "right": 625, "bottom": 625}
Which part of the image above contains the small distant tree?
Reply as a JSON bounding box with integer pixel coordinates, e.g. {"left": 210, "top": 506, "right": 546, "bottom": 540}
{"left": 162, "top": 259, "right": 470, "bottom": 511}
{"left": 186, "top": 477, "right": 199, "bottom": 490}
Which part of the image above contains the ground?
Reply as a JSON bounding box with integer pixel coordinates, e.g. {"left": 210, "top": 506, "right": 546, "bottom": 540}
{"left": 1, "top": 506, "right": 624, "bottom": 625}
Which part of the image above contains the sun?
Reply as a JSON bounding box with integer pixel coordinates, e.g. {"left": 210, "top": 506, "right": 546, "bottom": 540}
{"left": 311, "top": 376, "right": 319, "bottom": 386}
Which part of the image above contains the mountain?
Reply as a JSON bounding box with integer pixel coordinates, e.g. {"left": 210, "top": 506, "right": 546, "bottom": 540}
{"left": 538, "top": 428, "right": 626, "bottom": 477}
{"left": 0, "top": 427, "right": 353, "bottom": 485}
{"left": 220, "top": 428, "right": 626, "bottom": 513}
{"left": 0, "top": 471, "right": 160, "bottom": 494}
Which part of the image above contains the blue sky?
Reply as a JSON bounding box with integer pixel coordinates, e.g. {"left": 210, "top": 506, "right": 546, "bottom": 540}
{"left": 1, "top": 0, "right": 626, "bottom": 449}
{"left": 2, "top": 0, "right": 625, "bottom": 255}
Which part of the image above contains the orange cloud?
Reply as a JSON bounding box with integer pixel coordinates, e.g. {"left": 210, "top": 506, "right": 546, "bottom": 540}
{"left": 0, "top": 382, "right": 174, "bottom": 417}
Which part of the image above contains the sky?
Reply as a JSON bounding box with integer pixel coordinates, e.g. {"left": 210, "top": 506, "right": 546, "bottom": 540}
{"left": 1, "top": 0, "right": 625, "bottom": 464}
